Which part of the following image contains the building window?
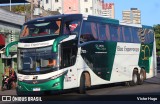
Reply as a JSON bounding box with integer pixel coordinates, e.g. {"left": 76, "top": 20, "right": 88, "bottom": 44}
{"left": 46, "top": 0, "right": 49, "bottom": 4}
{"left": 85, "top": 8, "right": 88, "bottom": 13}
{"left": 55, "top": 0, "right": 58, "bottom": 2}
{"left": 84, "top": 0, "right": 88, "bottom": 2}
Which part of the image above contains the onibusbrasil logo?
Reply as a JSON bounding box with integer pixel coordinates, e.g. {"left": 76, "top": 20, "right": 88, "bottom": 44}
{"left": 1, "top": 96, "right": 42, "bottom": 102}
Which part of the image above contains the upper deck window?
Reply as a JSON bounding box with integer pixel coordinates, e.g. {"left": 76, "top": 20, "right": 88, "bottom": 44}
{"left": 20, "top": 20, "right": 61, "bottom": 38}
{"left": 63, "top": 20, "right": 81, "bottom": 36}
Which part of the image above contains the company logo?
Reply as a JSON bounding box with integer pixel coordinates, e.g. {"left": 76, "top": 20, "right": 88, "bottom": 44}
{"left": 1, "top": 96, "right": 42, "bottom": 102}
{"left": 95, "top": 44, "right": 106, "bottom": 51}
{"left": 33, "top": 80, "right": 38, "bottom": 84}
{"left": 2, "top": 96, "right": 11, "bottom": 101}
{"left": 33, "top": 76, "right": 38, "bottom": 80}
{"left": 141, "top": 45, "right": 150, "bottom": 60}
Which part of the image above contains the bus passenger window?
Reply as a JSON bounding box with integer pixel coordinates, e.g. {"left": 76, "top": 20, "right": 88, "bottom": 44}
{"left": 132, "top": 27, "right": 140, "bottom": 43}
{"left": 63, "top": 20, "right": 81, "bottom": 35}
{"left": 80, "top": 33, "right": 95, "bottom": 42}
{"left": 97, "top": 23, "right": 107, "bottom": 40}
{"left": 80, "top": 22, "right": 98, "bottom": 43}
{"left": 123, "top": 26, "right": 132, "bottom": 42}
{"left": 105, "top": 25, "right": 110, "bottom": 41}
{"left": 110, "top": 25, "right": 118, "bottom": 41}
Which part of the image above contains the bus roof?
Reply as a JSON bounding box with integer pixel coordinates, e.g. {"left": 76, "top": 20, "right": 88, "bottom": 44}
{"left": 24, "top": 14, "right": 83, "bottom": 25}
{"left": 87, "top": 15, "right": 119, "bottom": 25}
{"left": 120, "top": 22, "right": 142, "bottom": 28}
{"left": 142, "top": 25, "right": 153, "bottom": 29}
{"left": 24, "top": 14, "right": 153, "bottom": 29}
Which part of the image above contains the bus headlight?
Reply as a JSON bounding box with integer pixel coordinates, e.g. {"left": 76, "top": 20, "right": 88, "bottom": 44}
{"left": 52, "top": 82, "right": 60, "bottom": 87}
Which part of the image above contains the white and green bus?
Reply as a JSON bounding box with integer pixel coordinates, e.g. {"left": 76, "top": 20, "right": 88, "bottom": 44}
{"left": 5, "top": 14, "right": 157, "bottom": 95}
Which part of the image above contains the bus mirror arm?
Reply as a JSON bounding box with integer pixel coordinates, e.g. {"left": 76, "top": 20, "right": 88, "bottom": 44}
{"left": 52, "top": 35, "right": 69, "bottom": 53}
{"left": 5, "top": 41, "right": 18, "bottom": 57}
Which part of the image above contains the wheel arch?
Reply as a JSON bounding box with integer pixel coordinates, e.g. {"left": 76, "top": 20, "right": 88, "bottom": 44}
{"left": 78, "top": 71, "right": 91, "bottom": 87}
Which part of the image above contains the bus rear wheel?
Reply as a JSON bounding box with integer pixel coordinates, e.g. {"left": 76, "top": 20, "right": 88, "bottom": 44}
{"left": 129, "top": 71, "right": 138, "bottom": 86}
{"left": 138, "top": 69, "right": 146, "bottom": 85}
{"left": 79, "top": 73, "right": 86, "bottom": 94}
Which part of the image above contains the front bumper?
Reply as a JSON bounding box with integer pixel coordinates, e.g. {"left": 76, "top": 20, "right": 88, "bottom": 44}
{"left": 17, "top": 75, "right": 65, "bottom": 92}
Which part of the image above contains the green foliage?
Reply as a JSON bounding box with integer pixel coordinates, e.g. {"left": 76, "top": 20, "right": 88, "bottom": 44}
{"left": 154, "top": 24, "right": 160, "bottom": 34}
{"left": 154, "top": 24, "right": 160, "bottom": 56}
{"left": 12, "top": 5, "right": 31, "bottom": 13}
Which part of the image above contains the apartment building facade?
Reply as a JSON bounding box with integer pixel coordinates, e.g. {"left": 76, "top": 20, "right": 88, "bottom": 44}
{"left": 39, "top": 0, "right": 103, "bottom": 16}
{"left": 102, "top": 3, "right": 115, "bottom": 19}
{"left": 122, "top": 8, "right": 141, "bottom": 24}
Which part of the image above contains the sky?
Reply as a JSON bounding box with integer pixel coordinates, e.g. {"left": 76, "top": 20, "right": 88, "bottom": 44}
{"left": 104, "top": 0, "right": 160, "bottom": 26}
{"left": 0, "top": 0, "right": 159, "bottom": 26}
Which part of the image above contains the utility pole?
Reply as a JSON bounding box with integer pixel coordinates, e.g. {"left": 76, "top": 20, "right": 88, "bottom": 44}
{"left": 31, "top": 0, "right": 33, "bottom": 20}
{"left": 10, "top": 0, "right": 12, "bottom": 11}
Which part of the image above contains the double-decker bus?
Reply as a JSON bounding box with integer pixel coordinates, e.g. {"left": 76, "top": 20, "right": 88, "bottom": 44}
{"left": 5, "top": 14, "right": 157, "bottom": 95}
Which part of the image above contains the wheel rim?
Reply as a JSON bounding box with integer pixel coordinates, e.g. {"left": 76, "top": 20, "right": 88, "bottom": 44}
{"left": 133, "top": 74, "right": 137, "bottom": 83}
{"left": 140, "top": 72, "right": 144, "bottom": 81}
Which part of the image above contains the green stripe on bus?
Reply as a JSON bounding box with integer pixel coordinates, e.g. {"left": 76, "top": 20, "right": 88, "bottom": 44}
{"left": 104, "top": 42, "right": 117, "bottom": 80}
{"left": 52, "top": 35, "right": 69, "bottom": 52}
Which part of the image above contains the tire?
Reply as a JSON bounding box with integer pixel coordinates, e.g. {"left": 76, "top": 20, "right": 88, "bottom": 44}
{"left": 138, "top": 69, "right": 145, "bottom": 85}
{"left": 79, "top": 73, "right": 86, "bottom": 94}
{"left": 129, "top": 71, "right": 138, "bottom": 86}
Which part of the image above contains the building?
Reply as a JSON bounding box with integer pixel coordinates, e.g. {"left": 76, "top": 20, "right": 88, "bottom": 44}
{"left": 122, "top": 8, "right": 141, "bottom": 24}
{"left": 102, "top": 3, "right": 115, "bottom": 19}
{"left": 0, "top": 8, "right": 25, "bottom": 84}
{"left": 63, "top": 0, "right": 79, "bottom": 14}
{"left": 80, "top": 0, "right": 103, "bottom": 16}
{"left": 40, "top": 0, "right": 63, "bottom": 13}
{"left": 39, "top": 0, "right": 103, "bottom": 16}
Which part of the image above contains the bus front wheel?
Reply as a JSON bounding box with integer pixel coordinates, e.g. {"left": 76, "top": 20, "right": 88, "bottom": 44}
{"left": 79, "top": 73, "right": 86, "bottom": 94}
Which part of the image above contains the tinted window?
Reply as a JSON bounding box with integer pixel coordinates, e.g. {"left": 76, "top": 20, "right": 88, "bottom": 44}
{"left": 97, "top": 23, "right": 107, "bottom": 40}
{"left": 110, "top": 25, "right": 119, "bottom": 41}
{"left": 150, "top": 32, "right": 154, "bottom": 43}
{"left": 122, "top": 26, "right": 132, "bottom": 42}
{"left": 105, "top": 24, "right": 111, "bottom": 41}
{"left": 132, "top": 27, "right": 140, "bottom": 43}
{"left": 80, "top": 22, "right": 98, "bottom": 43}
{"left": 144, "top": 30, "right": 150, "bottom": 44}
{"left": 20, "top": 20, "right": 61, "bottom": 38}
{"left": 63, "top": 20, "right": 81, "bottom": 36}
{"left": 145, "top": 29, "right": 154, "bottom": 43}
{"left": 118, "top": 26, "right": 124, "bottom": 42}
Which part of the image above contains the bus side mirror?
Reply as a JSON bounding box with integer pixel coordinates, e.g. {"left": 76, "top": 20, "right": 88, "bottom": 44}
{"left": 5, "top": 41, "right": 18, "bottom": 57}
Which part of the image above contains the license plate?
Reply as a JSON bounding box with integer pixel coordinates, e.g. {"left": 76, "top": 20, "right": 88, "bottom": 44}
{"left": 33, "top": 88, "right": 40, "bottom": 91}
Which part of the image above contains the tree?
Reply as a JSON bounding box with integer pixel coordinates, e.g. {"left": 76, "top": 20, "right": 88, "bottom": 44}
{"left": 153, "top": 24, "right": 160, "bottom": 56}
{"left": 12, "top": 5, "right": 31, "bottom": 14}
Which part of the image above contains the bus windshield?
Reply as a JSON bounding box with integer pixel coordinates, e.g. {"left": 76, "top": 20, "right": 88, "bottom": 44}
{"left": 20, "top": 20, "right": 61, "bottom": 38}
{"left": 17, "top": 46, "right": 58, "bottom": 73}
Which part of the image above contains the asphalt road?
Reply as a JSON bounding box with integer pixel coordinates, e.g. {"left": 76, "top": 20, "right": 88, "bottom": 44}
{"left": 0, "top": 73, "right": 160, "bottom": 96}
